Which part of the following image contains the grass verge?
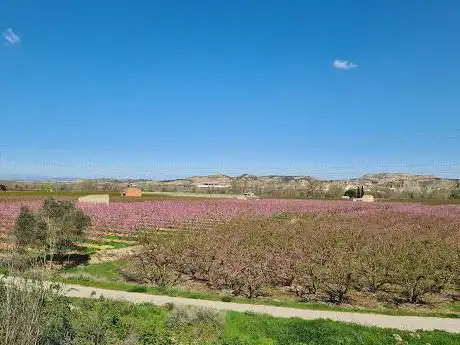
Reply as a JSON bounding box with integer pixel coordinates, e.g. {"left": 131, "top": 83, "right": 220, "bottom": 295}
{"left": 66, "top": 297, "right": 460, "bottom": 344}
{"left": 57, "top": 261, "right": 460, "bottom": 319}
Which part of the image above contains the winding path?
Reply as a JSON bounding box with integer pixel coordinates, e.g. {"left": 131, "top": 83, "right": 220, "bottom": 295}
{"left": 62, "top": 282, "right": 460, "bottom": 333}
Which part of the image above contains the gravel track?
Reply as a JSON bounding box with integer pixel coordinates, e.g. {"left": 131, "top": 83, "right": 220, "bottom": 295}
{"left": 62, "top": 282, "right": 460, "bottom": 333}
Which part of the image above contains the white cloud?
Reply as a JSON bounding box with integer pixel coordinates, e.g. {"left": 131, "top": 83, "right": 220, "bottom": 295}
{"left": 333, "top": 59, "right": 358, "bottom": 70}
{"left": 3, "top": 28, "right": 21, "bottom": 44}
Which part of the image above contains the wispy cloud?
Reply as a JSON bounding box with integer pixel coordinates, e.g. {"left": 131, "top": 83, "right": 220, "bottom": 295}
{"left": 3, "top": 28, "right": 21, "bottom": 44}
{"left": 333, "top": 59, "right": 358, "bottom": 70}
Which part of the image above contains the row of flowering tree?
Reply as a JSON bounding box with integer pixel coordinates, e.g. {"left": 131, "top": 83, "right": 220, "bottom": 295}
{"left": 129, "top": 212, "right": 460, "bottom": 304}
{"left": 2, "top": 199, "right": 460, "bottom": 237}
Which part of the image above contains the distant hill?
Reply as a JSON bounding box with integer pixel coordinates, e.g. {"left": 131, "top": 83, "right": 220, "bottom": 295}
{"left": 2, "top": 173, "right": 459, "bottom": 199}
{"left": 148, "top": 173, "right": 459, "bottom": 199}
{"left": 159, "top": 172, "right": 458, "bottom": 188}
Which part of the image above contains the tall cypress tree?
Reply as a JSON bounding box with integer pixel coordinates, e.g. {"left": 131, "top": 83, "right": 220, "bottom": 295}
{"left": 361, "top": 186, "right": 365, "bottom": 197}
{"left": 356, "top": 186, "right": 361, "bottom": 198}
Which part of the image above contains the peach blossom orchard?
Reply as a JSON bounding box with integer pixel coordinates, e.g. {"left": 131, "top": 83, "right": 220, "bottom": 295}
{"left": 2, "top": 198, "right": 460, "bottom": 305}
{"left": 1, "top": 199, "right": 459, "bottom": 236}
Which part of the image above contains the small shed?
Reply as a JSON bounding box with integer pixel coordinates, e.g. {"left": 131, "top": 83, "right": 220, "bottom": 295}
{"left": 122, "top": 187, "right": 142, "bottom": 197}
{"left": 78, "top": 194, "right": 110, "bottom": 205}
{"left": 352, "top": 195, "right": 375, "bottom": 203}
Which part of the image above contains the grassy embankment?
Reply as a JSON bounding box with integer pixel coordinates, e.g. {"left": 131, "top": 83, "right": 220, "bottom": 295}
{"left": 60, "top": 297, "right": 460, "bottom": 345}
{"left": 59, "top": 259, "right": 460, "bottom": 319}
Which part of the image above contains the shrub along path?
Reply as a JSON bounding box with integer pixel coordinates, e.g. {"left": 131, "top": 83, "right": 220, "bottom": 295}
{"left": 61, "top": 282, "right": 460, "bottom": 333}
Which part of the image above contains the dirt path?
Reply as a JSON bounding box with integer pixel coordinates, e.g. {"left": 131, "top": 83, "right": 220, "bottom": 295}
{"left": 88, "top": 245, "right": 142, "bottom": 264}
{"left": 61, "top": 282, "right": 460, "bottom": 333}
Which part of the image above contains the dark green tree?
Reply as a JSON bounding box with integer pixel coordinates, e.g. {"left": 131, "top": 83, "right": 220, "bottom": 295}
{"left": 450, "top": 189, "right": 460, "bottom": 199}
{"left": 12, "top": 198, "right": 91, "bottom": 263}
{"left": 344, "top": 189, "right": 357, "bottom": 198}
{"left": 12, "top": 207, "right": 46, "bottom": 250}
{"left": 361, "top": 186, "right": 365, "bottom": 197}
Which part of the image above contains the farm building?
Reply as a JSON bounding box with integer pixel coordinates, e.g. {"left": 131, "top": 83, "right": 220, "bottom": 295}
{"left": 352, "top": 194, "right": 375, "bottom": 203}
{"left": 78, "top": 194, "right": 110, "bottom": 205}
{"left": 122, "top": 187, "right": 142, "bottom": 197}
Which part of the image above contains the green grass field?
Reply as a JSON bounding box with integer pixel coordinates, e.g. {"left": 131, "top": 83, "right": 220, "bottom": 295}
{"left": 0, "top": 190, "right": 175, "bottom": 202}
{"left": 65, "top": 298, "right": 460, "bottom": 345}
{"left": 3, "top": 190, "right": 460, "bottom": 204}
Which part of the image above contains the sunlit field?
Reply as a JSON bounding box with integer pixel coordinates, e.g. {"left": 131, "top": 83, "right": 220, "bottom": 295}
{"left": 2, "top": 191, "right": 460, "bottom": 319}
{"left": 1, "top": 197, "right": 460, "bottom": 237}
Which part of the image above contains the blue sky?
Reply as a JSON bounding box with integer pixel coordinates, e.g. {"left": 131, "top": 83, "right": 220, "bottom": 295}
{"left": 1, "top": 0, "right": 459, "bottom": 179}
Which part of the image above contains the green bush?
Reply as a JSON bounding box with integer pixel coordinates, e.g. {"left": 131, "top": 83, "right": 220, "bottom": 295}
{"left": 128, "top": 286, "right": 148, "bottom": 293}
{"left": 166, "top": 306, "right": 226, "bottom": 344}
{"left": 450, "top": 189, "right": 460, "bottom": 199}
{"left": 56, "top": 299, "right": 174, "bottom": 345}
{"left": 221, "top": 296, "right": 233, "bottom": 302}
{"left": 12, "top": 198, "right": 91, "bottom": 263}
{"left": 166, "top": 305, "right": 225, "bottom": 329}
{"left": 343, "top": 189, "right": 357, "bottom": 198}
{"left": 0, "top": 273, "right": 69, "bottom": 345}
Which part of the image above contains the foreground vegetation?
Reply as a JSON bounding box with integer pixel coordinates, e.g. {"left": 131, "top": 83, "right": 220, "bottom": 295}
{"left": 1, "top": 274, "right": 460, "bottom": 345}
